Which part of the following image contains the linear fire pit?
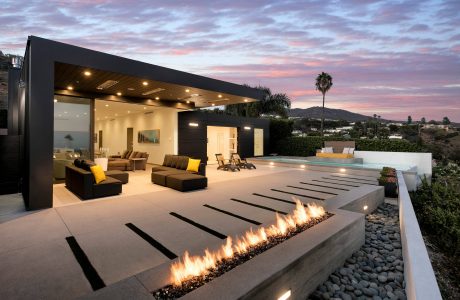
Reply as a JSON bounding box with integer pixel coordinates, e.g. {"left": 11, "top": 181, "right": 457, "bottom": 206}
{"left": 134, "top": 208, "right": 364, "bottom": 300}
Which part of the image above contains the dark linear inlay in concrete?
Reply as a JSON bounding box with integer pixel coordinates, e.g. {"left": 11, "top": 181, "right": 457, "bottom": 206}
{"left": 270, "top": 189, "right": 325, "bottom": 200}
{"left": 330, "top": 175, "right": 377, "bottom": 182}
{"left": 322, "top": 177, "right": 377, "bottom": 186}
{"left": 230, "top": 198, "right": 288, "bottom": 215}
{"left": 170, "top": 212, "right": 227, "bottom": 240}
{"left": 312, "top": 179, "right": 360, "bottom": 187}
{"left": 286, "top": 185, "right": 338, "bottom": 195}
{"left": 299, "top": 182, "right": 350, "bottom": 191}
{"left": 253, "top": 193, "right": 298, "bottom": 205}
{"left": 203, "top": 204, "right": 262, "bottom": 225}
{"left": 125, "top": 223, "right": 178, "bottom": 260}
{"left": 65, "top": 236, "right": 106, "bottom": 291}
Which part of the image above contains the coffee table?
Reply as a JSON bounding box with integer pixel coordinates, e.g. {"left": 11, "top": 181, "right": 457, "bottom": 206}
{"left": 130, "top": 158, "right": 145, "bottom": 171}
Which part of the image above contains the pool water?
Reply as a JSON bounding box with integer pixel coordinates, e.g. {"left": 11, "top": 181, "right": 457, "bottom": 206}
{"left": 256, "top": 156, "right": 414, "bottom": 171}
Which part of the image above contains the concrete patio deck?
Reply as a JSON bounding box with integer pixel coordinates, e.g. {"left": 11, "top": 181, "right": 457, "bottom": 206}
{"left": 0, "top": 164, "right": 381, "bottom": 299}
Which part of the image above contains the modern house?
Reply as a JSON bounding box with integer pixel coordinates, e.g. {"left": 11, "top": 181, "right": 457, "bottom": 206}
{"left": 3, "top": 36, "right": 269, "bottom": 210}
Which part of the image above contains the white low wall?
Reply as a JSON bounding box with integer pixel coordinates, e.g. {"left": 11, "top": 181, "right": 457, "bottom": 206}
{"left": 397, "top": 171, "right": 442, "bottom": 300}
{"left": 354, "top": 151, "right": 432, "bottom": 177}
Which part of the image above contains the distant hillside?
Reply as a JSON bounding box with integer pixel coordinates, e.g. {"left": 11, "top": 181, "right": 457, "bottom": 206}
{"left": 289, "top": 107, "right": 386, "bottom": 122}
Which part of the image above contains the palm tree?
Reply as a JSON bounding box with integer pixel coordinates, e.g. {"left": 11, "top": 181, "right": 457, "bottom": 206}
{"left": 224, "top": 85, "right": 291, "bottom": 118}
{"left": 315, "top": 72, "right": 333, "bottom": 136}
{"left": 257, "top": 86, "right": 291, "bottom": 118}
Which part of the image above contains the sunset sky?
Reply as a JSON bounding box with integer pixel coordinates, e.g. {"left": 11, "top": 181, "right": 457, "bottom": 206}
{"left": 1, "top": 0, "right": 459, "bottom": 121}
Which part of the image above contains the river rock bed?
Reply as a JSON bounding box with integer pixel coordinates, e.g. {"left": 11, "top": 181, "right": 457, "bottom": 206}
{"left": 309, "top": 203, "right": 406, "bottom": 300}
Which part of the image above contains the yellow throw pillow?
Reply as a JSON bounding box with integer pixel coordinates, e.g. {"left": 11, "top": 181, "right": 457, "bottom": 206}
{"left": 90, "top": 165, "right": 106, "bottom": 184}
{"left": 186, "top": 158, "right": 201, "bottom": 173}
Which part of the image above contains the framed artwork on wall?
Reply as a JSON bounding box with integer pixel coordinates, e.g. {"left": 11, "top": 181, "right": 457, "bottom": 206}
{"left": 138, "top": 129, "right": 160, "bottom": 144}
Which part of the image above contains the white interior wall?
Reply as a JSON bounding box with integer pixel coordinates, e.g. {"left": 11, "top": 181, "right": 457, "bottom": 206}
{"left": 207, "top": 126, "right": 237, "bottom": 164}
{"left": 94, "top": 107, "right": 178, "bottom": 164}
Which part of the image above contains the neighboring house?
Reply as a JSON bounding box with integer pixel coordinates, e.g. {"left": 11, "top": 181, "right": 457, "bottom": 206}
{"left": 3, "top": 36, "right": 269, "bottom": 209}
{"left": 422, "top": 124, "right": 451, "bottom": 131}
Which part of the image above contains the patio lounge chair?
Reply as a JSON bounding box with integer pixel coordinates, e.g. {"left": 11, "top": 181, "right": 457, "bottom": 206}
{"left": 231, "top": 153, "right": 256, "bottom": 169}
{"left": 215, "top": 154, "right": 240, "bottom": 172}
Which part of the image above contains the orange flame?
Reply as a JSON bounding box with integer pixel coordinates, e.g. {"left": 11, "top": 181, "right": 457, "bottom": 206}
{"left": 170, "top": 198, "right": 325, "bottom": 286}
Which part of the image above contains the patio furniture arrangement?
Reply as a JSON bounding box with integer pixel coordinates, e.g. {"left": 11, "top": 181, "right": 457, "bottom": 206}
{"left": 108, "top": 150, "right": 149, "bottom": 171}
{"left": 216, "top": 153, "right": 240, "bottom": 172}
{"left": 151, "top": 155, "right": 207, "bottom": 191}
{"left": 65, "top": 160, "right": 123, "bottom": 200}
{"left": 316, "top": 141, "right": 355, "bottom": 159}
{"left": 231, "top": 153, "right": 256, "bottom": 169}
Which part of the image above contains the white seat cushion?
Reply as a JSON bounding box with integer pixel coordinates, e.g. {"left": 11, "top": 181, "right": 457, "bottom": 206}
{"left": 325, "top": 147, "right": 333, "bottom": 153}
{"left": 348, "top": 147, "right": 355, "bottom": 154}
{"left": 342, "top": 147, "right": 350, "bottom": 154}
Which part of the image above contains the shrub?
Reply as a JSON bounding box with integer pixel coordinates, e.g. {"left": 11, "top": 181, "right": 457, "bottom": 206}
{"left": 411, "top": 163, "right": 460, "bottom": 257}
{"left": 269, "top": 119, "right": 293, "bottom": 153}
{"left": 275, "top": 136, "right": 424, "bottom": 156}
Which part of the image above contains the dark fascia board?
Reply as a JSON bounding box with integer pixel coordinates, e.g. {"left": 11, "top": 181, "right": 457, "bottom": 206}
{"left": 27, "top": 36, "right": 264, "bottom": 101}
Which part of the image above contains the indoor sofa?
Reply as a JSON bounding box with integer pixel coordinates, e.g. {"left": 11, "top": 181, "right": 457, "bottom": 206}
{"left": 108, "top": 150, "right": 149, "bottom": 171}
{"left": 151, "top": 155, "right": 207, "bottom": 191}
{"left": 65, "top": 163, "right": 122, "bottom": 200}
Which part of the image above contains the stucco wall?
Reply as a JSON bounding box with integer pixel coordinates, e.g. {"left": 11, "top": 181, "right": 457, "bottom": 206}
{"left": 354, "top": 151, "right": 432, "bottom": 177}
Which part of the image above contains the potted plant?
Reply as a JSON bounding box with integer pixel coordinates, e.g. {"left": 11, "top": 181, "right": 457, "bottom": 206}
{"left": 380, "top": 166, "right": 396, "bottom": 177}
{"left": 378, "top": 175, "right": 398, "bottom": 198}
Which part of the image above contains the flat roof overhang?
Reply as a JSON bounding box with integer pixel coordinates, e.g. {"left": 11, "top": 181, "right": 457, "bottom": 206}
{"left": 25, "top": 36, "right": 262, "bottom": 108}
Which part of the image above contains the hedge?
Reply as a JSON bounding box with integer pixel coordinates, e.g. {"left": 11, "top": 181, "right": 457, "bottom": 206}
{"left": 275, "top": 136, "right": 424, "bottom": 156}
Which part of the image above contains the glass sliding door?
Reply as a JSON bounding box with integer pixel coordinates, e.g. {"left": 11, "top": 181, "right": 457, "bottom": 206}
{"left": 53, "top": 95, "right": 91, "bottom": 181}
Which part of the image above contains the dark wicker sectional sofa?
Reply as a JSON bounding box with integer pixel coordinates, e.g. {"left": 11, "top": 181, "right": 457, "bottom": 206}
{"left": 151, "top": 155, "right": 207, "bottom": 192}
{"left": 65, "top": 165, "right": 122, "bottom": 200}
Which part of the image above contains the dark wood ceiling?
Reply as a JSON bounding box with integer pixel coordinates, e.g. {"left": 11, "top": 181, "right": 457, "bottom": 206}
{"left": 54, "top": 62, "right": 257, "bottom": 108}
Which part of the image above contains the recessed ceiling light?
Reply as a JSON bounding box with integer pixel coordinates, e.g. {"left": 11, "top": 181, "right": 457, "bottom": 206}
{"left": 212, "top": 103, "right": 215, "bottom": 106}
{"left": 58, "top": 114, "right": 62, "bottom": 117}
{"left": 115, "top": 113, "right": 118, "bottom": 116}
{"left": 127, "top": 88, "right": 135, "bottom": 91}
{"left": 94, "top": 108, "right": 96, "bottom": 111}
{"left": 191, "top": 93, "right": 199, "bottom": 97}
{"left": 142, "top": 81, "right": 148, "bottom": 86}
{"left": 128, "top": 111, "right": 130, "bottom": 113}
{"left": 186, "top": 100, "right": 190, "bottom": 104}
{"left": 84, "top": 71, "right": 91, "bottom": 76}
{"left": 116, "top": 92, "right": 122, "bottom": 96}
{"left": 185, "top": 89, "right": 190, "bottom": 93}
{"left": 105, "top": 104, "right": 109, "bottom": 107}
{"left": 143, "top": 107, "right": 146, "bottom": 109}
{"left": 83, "top": 112, "right": 87, "bottom": 115}
{"left": 155, "top": 96, "right": 160, "bottom": 100}
{"left": 218, "top": 94, "right": 222, "bottom": 98}
{"left": 67, "top": 86, "right": 73, "bottom": 90}
{"left": 105, "top": 116, "right": 107, "bottom": 118}
{"left": 244, "top": 99, "right": 248, "bottom": 102}
{"left": 54, "top": 99, "right": 58, "bottom": 103}
{"left": 64, "top": 111, "right": 68, "bottom": 114}
{"left": 97, "top": 118, "right": 99, "bottom": 120}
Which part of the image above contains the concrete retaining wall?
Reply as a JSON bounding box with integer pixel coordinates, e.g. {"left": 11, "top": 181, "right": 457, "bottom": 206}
{"left": 397, "top": 171, "right": 441, "bottom": 300}
{"left": 354, "top": 151, "right": 432, "bottom": 178}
